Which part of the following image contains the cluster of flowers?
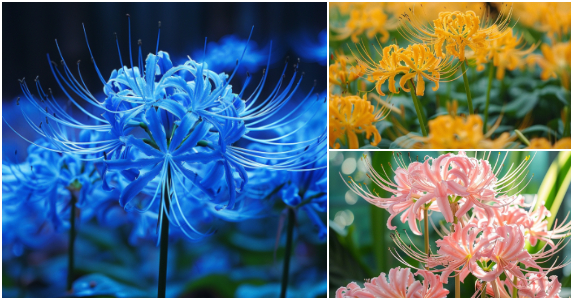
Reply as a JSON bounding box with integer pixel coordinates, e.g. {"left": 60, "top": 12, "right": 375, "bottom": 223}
{"left": 328, "top": 3, "right": 571, "bottom": 149}
{"left": 3, "top": 19, "right": 327, "bottom": 296}
{"left": 337, "top": 151, "right": 570, "bottom": 298}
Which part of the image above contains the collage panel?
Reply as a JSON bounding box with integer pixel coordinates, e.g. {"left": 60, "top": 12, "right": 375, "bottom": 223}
{"left": 329, "top": 2, "right": 571, "bottom": 150}
{"left": 329, "top": 150, "right": 571, "bottom": 298}
{"left": 2, "top": 2, "right": 327, "bottom": 298}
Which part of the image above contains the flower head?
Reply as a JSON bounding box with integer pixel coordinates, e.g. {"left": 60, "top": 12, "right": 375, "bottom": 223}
{"left": 528, "top": 42, "right": 571, "bottom": 89}
{"left": 329, "top": 94, "right": 388, "bottom": 149}
{"left": 527, "top": 137, "right": 572, "bottom": 149}
{"left": 354, "top": 43, "right": 457, "bottom": 96}
{"left": 424, "top": 114, "right": 512, "bottom": 149}
{"left": 399, "top": 6, "right": 513, "bottom": 61}
{"left": 329, "top": 53, "right": 367, "bottom": 89}
{"left": 473, "top": 26, "right": 536, "bottom": 80}
{"left": 336, "top": 267, "right": 449, "bottom": 298}
{"left": 5, "top": 19, "right": 326, "bottom": 241}
{"left": 330, "top": 4, "right": 394, "bottom": 44}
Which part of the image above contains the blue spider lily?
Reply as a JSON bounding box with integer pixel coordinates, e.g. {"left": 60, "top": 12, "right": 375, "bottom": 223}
{"left": 3, "top": 140, "right": 100, "bottom": 231}
{"left": 4, "top": 16, "right": 326, "bottom": 242}
{"left": 188, "top": 35, "right": 271, "bottom": 74}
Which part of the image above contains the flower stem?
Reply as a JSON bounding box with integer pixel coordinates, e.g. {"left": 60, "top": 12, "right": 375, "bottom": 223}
{"left": 492, "top": 279, "right": 500, "bottom": 298}
{"left": 481, "top": 281, "right": 487, "bottom": 298}
{"left": 407, "top": 79, "right": 428, "bottom": 137}
{"left": 158, "top": 165, "right": 172, "bottom": 298}
{"left": 423, "top": 207, "right": 429, "bottom": 269}
{"left": 451, "top": 206, "right": 460, "bottom": 298}
{"left": 461, "top": 62, "right": 474, "bottom": 114}
{"left": 67, "top": 194, "right": 77, "bottom": 292}
{"left": 483, "top": 62, "right": 494, "bottom": 133}
{"left": 512, "top": 276, "right": 518, "bottom": 298}
{"left": 280, "top": 207, "right": 296, "bottom": 298}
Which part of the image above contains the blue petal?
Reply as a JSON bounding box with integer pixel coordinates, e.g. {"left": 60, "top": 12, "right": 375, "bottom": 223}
{"left": 119, "top": 161, "right": 164, "bottom": 207}
{"left": 169, "top": 113, "right": 197, "bottom": 152}
{"left": 172, "top": 121, "right": 212, "bottom": 156}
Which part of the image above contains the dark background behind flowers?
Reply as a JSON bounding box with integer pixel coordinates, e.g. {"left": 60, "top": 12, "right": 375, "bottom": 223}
{"left": 2, "top": 2, "right": 327, "bottom": 297}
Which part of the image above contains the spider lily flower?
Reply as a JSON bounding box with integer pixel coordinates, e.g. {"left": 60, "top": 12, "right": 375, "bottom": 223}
{"left": 477, "top": 197, "right": 572, "bottom": 249}
{"left": 336, "top": 267, "right": 449, "bottom": 298}
{"left": 344, "top": 151, "right": 534, "bottom": 235}
{"left": 527, "top": 137, "right": 572, "bottom": 149}
{"left": 472, "top": 26, "right": 537, "bottom": 80}
{"left": 3, "top": 140, "right": 100, "bottom": 230}
{"left": 342, "top": 153, "right": 423, "bottom": 231}
{"left": 329, "top": 94, "right": 389, "bottom": 149}
{"left": 508, "top": 2, "right": 571, "bottom": 42}
{"left": 478, "top": 273, "right": 562, "bottom": 298}
{"left": 329, "top": 53, "right": 366, "bottom": 90}
{"left": 423, "top": 115, "right": 513, "bottom": 149}
{"left": 392, "top": 223, "right": 503, "bottom": 284}
{"left": 515, "top": 273, "right": 562, "bottom": 298}
{"left": 528, "top": 42, "right": 571, "bottom": 90}
{"left": 352, "top": 42, "right": 459, "bottom": 97}
{"left": 488, "top": 225, "right": 542, "bottom": 279}
{"left": 330, "top": 4, "right": 395, "bottom": 44}
{"left": 6, "top": 18, "right": 326, "bottom": 241}
{"left": 292, "top": 28, "right": 327, "bottom": 66}
{"left": 398, "top": 5, "right": 514, "bottom": 61}
{"left": 189, "top": 35, "right": 270, "bottom": 74}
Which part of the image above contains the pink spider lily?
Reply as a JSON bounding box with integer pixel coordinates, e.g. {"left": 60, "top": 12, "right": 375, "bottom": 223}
{"left": 473, "top": 196, "right": 571, "bottom": 249}
{"left": 341, "top": 153, "right": 423, "bottom": 231}
{"left": 448, "top": 152, "right": 534, "bottom": 226}
{"left": 389, "top": 223, "right": 502, "bottom": 284}
{"left": 489, "top": 225, "right": 542, "bottom": 279}
{"left": 477, "top": 273, "right": 562, "bottom": 298}
{"left": 336, "top": 267, "right": 449, "bottom": 298}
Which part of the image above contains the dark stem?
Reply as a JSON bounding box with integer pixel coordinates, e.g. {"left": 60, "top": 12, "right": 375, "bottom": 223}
{"left": 280, "top": 207, "right": 296, "bottom": 298}
{"left": 67, "top": 194, "right": 77, "bottom": 292}
{"left": 461, "top": 62, "right": 474, "bottom": 114}
{"left": 158, "top": 165, "right": 171, "bottom": 298}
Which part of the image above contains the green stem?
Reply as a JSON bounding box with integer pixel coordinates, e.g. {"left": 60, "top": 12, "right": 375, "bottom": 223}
{"left": 514, "top": 129, "right": 531, "bottom": 147}
{"left": 407, "top": 79, "right": 428, "bottom": 137}
{"left": 451, "top": 207, "right": 460, "bottom": 298}
{"left": 158, "top": 165, "right": 172, "bottom": 298}
{"left": 512, "top": 276, "right": 518, "bottom": 298}
{"left": 461, "top": 62, "right": 474, "bottom": 114}
{"left": 423, "top": 207, "right": 429, "bottom": 268}
{"left": 483, "top": 62, "right": 495, "bottom": 133}
{"left": 481, "top": 281, "right": 487, "bottom": 298}
{"left": 280, "top": 207, "right": 296, "bottom": 298}
{"left": 67, "top": 194, "right": 77, "bottom": 292}
{"left": 564, "top": 106, "right": 571, "bottom": 138}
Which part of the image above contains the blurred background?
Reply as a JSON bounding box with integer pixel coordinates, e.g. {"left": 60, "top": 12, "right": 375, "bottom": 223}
{"left": 329, "top": 150, "right": 571, "bottom": 297}
{"left": 2, "top": 3, "right": 327, "bottom": 298}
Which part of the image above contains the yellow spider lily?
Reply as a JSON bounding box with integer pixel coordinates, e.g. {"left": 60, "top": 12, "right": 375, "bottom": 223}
{"left": 329, "top": 94, "right": 389, "bottom": 149}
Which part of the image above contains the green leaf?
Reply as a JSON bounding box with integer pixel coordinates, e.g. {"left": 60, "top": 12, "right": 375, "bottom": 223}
{"left": 328, "top": 226, "right": 373, "bottom": 295}
{"left": 527, "top": 152, "right": 571, "bottom": 252}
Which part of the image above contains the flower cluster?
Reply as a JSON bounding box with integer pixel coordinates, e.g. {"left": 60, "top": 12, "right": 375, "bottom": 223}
{"left": 339, "top": 151, "right": 570, "bottom": 297}
{"left": 336, "top": 267, "right": 448, "bottom": 298}
{"left": 329, "top": 3, "right": 569, "bottom": 149}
